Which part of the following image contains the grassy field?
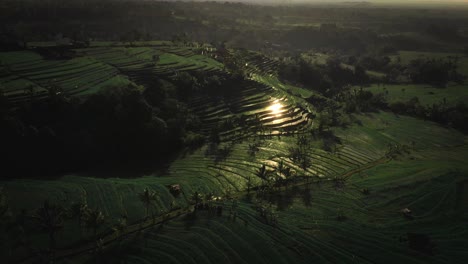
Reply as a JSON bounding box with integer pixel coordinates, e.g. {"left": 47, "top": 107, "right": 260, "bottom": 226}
{"left": 364, "top": 83, "right": 468, "bottom": 106}
{"left": 363, "top": 50, "right": 468, "bottom": 107}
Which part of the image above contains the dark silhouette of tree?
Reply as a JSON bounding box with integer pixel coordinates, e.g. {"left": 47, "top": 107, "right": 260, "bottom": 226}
{"left": 274, "top": 159, "right": 289, "bottom": 187}
{"left": 190, "top": 191, "right": 203, "bottom": 210}
{"left": 138, "top": 188, "right": 158, "bottom": 219}
{"left": 0, "top": 187, "right": 9, "bottom": 221}
{"left": 112, "top": 216, "right": 127, "bottom": 237}
{"left": 354, "top": 64, "right": 370, "bottom": 87}
{"left": 32, "top": 201, "right": 65, "bottom": 252}
{"left": 246, "top": 175, "right": 254, "bottom": 194}
{"left": 82, "top": 208, "right": 105, "bottom": 240}
{"left": 256, "top": 164, "right": 270, "bottom": 185}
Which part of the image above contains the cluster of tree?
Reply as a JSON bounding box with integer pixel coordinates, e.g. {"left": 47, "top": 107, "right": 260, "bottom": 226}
{"left": 346, "top": 55, "right": 392, "bottom": 73}
{"left": 278, "top": 57, "right": 370, "bottom": 97}
{"left": 340, "top": 88, "right": 388, "bottom": 113}
{"left": 0, "top": 185, "right": 186, "bottom": 263}
{"left": 425, "top": 24, "right": 462, "bottom": 42}
{"left": 0, "top": 197, "right": 107, "bottom": 262}
{"left": 0, "top": 76, "right": 204, "bottom": 178}
{"left": 406, "top": 58, "right": 465, "bottom": 88}
{"left": 3, "top": 0, "right": 466, "bottom": 54}
{"left": 388, "top": 98, "right": 468, "bottom": 134}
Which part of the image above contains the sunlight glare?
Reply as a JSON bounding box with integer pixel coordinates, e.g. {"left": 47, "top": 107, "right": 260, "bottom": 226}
{"left": 268, "top": 100, "right": 284, "bottom": 117}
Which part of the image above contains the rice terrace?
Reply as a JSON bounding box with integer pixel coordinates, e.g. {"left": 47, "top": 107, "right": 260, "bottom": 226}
{"left": 1, "top": 0, "right": 468, "bottom": 263}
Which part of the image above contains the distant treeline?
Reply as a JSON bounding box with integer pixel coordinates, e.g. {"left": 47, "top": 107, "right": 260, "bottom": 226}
{"left": 1, "top": 0, "right": 467, "bottom": 52}
{"left": 278, "top": 56, "right": 468, "bottom": 133}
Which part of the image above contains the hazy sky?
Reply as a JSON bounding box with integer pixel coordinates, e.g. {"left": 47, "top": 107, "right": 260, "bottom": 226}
{"left": 216, "top": 0, "right": 468, "bottom": 3}
{"left": 223, "top": 0, "right": 468, "bottom": 6}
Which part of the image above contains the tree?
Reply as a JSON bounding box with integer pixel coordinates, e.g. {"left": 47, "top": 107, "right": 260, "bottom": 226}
{"left": 283, "top": 167, "right": 294, "bottom": 187}
{"left": 112, "top": 217, "right": 127, "bottom": 237}
{"left": 246, "top": 176, "right": 253, "bottom": 194}
{"left": 138, "top": 188, "right": 158, "bottom": 219}
{"left": 0, "top": 187, "right": 9, "bottom": 221}
{"left": 256, "top": 164, "right": 270, "bottom": 185}
{"left": 32, "top": 201, "right": 65, "bottom": 252}
{"left": 274, "top": 159, "right": 288, "bottom": 187}
{"left": 288, "top": 135, "right": 312, "bottom": 177}
{"left": 354, "top": 65, "right": 370, "bottom": 87}
{"left": 69, "top": 202, "right": 86, "bottom": 226}
{"left": 190, "top": 191, "right": 203, "bottom": 210}
{"left": 82, "top": 208, "right": 105, "bottom": 239}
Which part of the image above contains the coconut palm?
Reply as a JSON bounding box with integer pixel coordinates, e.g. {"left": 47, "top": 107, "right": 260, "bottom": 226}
{"left": 69, "top": 202, "right": 88, "bottom": 227}
{"left": 274, "top": 159, "right": 288, "bottom": 189}
{"left": 256, "top": 164, "right": 269, "bottom": 181}
{"left": 82, "top": 208, "right": 105, "bottom": 239}
{"left": 138, "top": 188, "right": 158, "bottom": 219}
{"left": 32, "top": 200, "right": 65, "bottom": 251}
{"left": 283, "top": 167, "right": 294, "bottom": 188}
{"left": 275, "top": 159, "right": 286, "bottom": 177}
{"left": 112, "top": 216, "right": 127, "bottom": 237}
{"left": 190, "top": 191, "right": 203, "bottom": 210}
{"left": 246, "top": 175, "right": 253, "bottom": 194}
{"left": 0, "top": 187, "right": 9, "bottom": 220}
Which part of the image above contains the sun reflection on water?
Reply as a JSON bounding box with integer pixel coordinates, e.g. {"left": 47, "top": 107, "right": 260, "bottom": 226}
{"left": 268, "top": 99, "right": 284, "bottom": 117}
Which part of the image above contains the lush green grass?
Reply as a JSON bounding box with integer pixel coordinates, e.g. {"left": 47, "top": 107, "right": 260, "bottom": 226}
{"left": 336, "top": 111, "right": 465, "bottom": 150}
{"left": 364, "top": 83, "right": 468, "bottom": 106}
{"left": 156, "top": 53, "right": 223, "bottom": 71}
{"left": 0, "top": 50, "right": 42, "bottom": 65}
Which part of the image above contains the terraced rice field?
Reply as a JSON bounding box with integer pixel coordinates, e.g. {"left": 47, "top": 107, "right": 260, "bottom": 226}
{"left": 243, "top": 52, "right": 280, "bottom": 75}
{"left": 1, "top": 45, "right": 467, "bottom": 263}
{"left": 189, "top": 78, "right": 312, "bottom": 138}
{"left": 91, "top": 145, "right": 468, "bottom": 264}
{"left": 2, "top": 104, "right": 466, "bottom": 263}
{"left": 0, "top": 51, "right": 126, "bottom": 102}
{"left": 0, "top": 46, "right": 225, "bottom": 103}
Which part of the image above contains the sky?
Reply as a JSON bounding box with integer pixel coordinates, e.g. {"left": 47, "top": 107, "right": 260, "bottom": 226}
{"left": 196, "top": 0, "right": 468, "bottom": 3}
{"left": 213, "top": 0, "right": 468, "bottom": 6}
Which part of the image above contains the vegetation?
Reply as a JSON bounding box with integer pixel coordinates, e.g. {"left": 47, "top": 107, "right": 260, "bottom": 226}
{"left": 1, "top": 1, "right": 468, "bottom": 263}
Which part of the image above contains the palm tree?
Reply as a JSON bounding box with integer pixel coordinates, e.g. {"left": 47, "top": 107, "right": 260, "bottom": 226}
{"left": 32, "top": 201, "right": 65, "bottom": 252}
{"left": 0, "top": 187, "right": 8, "bottom": 220}
{"left": 138, "top": 188, "right": 158, "bottom": 219}
{"left": 246, "top": 175, "right": 253, "bottom": 194}
{"left": 69, "top": 202, "right": 88, "bottom": 228}
{"left": 190, "top": 191, "right": 203, "bottom": 210}
{"left": 256, "top": 164, "right": 268, "bottom": 181}
{"left": 274, "top": 159, "right": 288, "bottom": 189}
{"left": 82, "top": 208, "right": 105, "bottom": 240}
{"left": 112, "top": 216, "right": 127, "bottom": 237}
{"left": 283, "top": 167, "right": 294, "bottom": 188}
